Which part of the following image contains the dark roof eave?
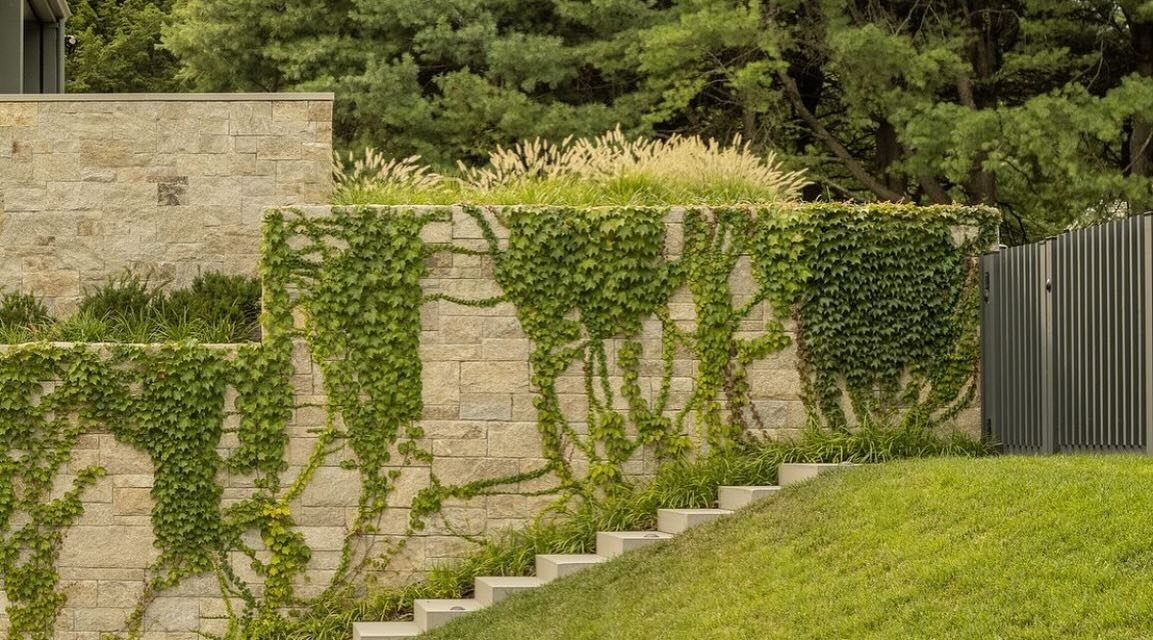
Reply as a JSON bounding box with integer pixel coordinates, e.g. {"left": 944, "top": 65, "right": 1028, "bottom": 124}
{"left": 27, "top": 0, "right": 71, "bottom": 22}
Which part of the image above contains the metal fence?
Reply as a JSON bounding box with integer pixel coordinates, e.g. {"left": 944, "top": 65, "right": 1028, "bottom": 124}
{"left": 980, "top": 215, "right": 1153, "bottom": 453}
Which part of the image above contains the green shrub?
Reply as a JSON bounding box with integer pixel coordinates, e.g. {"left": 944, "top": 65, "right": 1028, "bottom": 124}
{"left": 0, "top": 271, "right": 263, "bottom": 344}
{"left": 0, "top": 291, "right": 51, "bottom": 330}
{"left": 77, "top": 271, "right": 165, "bottom": 320}
{"left": 162, "top": 272, "right": 262, "bottom": 340}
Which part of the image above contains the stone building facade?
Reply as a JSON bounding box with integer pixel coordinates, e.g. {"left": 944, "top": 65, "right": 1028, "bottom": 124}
{"left": 0, "top": 94, "right": 333, "bottom": 313}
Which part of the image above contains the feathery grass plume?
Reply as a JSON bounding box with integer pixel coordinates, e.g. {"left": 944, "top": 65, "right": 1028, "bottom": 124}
{"left": 333, "top": 148, "right": 443, "bottom": 190}
{"left": 332, "top": 128, "right": 808, "bottom": 205}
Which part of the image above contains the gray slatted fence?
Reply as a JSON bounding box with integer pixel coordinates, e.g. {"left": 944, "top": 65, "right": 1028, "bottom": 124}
{"left": 981, "top": 215, "right": 1153, "bottom": 453}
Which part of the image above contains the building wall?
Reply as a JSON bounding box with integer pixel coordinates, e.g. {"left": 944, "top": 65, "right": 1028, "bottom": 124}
{"left": 0, "top": 94, "right": 334, "bottom": 313}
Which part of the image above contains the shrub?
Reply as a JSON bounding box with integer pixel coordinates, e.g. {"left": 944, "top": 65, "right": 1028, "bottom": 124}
{"left": 77, "top": 271, "right": 165, "bottom": 320}
{"left": 0, "top": 291, "right": 51, "bottom": 330}
{"left": 162, "top": 272, "right": 262, "bottom": 340}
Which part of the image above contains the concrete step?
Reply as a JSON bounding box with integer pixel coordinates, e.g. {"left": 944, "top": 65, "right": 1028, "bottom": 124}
{"left": 535, "top": 554, "right": 606, "bottom": 582}
{"left": 596, "top": 531, "right": 675, "bottom": 559}
{"left": 474, "top": 576, "right": 545, "bottom": 605}
{"left": 657, "top": 508, "right": 732, "bottom": 534}
{"left": 778, "top": 462, "right": 855, "bottom": 487}
{"left": 352, "top": 621, "right": 421, "bottom": 640}
{"left": 718, "top": 485, "right": 782, "bottom": 510}
{"left": 413, "top": 598, "right": 483, "bottom": 631}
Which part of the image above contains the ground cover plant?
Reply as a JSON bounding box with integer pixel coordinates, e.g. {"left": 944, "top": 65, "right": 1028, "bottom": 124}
{"left": 0, "top": 272, "right": 262, "bottom": 344}
{"left": 423, "top": 456, "right": 1153, "bottom": 640}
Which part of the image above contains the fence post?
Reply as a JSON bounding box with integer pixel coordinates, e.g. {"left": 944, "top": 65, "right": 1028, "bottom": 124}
{"left": 980, "top": 250, "right": 999, "bottom": 446}
{"left": 1041, "top": 239, "right": 1055, "bottom": 454}
{"left": 1143, "top": 217, "right": 1153, "bottom": 455}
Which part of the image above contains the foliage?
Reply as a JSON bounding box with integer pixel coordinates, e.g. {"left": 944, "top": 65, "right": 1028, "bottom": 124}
{"left": 159, "top": 0, "right": 1152, "bottom": 238}
{"left": 163, "top": 272, "right": 263, "bottom": 340}
{"left": 0, "top": 272, "right": 262, "bottom": 345}
{"left": 67, "top": 0, "right": 184, "bottom": 93}
{"left": 0, "top": 292, "right": 50, "bottom": 331}
{"left": 77, "top": 271, "right": 165, "bottom": 321}
{"left": 334, "top": 130, "right": 808, "bottom": 206}
{"left": 759, "top": 204, "right": 1000, "bottom": 430}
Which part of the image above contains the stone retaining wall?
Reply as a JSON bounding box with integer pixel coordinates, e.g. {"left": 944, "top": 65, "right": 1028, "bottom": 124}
{"left": 0, "top": 93, "right": 334, "bottom": 314}
{"left": 0, "top": 206, "right": 981, "bottom": 639}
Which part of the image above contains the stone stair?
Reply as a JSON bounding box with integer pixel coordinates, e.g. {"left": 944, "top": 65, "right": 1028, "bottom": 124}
{"left": 351, "top": 462, "right": 851, "bottom": 639}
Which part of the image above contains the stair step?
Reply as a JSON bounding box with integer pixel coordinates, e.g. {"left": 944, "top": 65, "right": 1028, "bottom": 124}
{"left": 718, "top": 485, "right": 782, "bottom": 510}
{"left": 474, "top": 576, "right": 545, "bottom": 606}
{"left": 535, "top": 554, "right": 606, "bottom": 582}
{"left": 413, "top": 599, "right": 483, "bottom": 631}
{"left": 657, "top": 508, "right": 732, "bottom": 534}
{"left": 778, "top": 462, "right": 855, "bottom": 487}
{"left": 596, "top": 531, "right": 675, "bottom": 558}
{"left": 352, "top": 621, "right": 421, "bottom": 640}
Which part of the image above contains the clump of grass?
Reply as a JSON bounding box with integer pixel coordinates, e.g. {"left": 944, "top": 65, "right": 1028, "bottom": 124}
{"left": 0, "top": 271, "right": 262, "bottom": 345}
{"left": 78, "top": 270, "right": 165, "bottom": 320}
{"left": 332, "top": 129, "right": 808, "bottom": 206}
{"left": 0, "top": 291, "right": 51, "bottom": 331}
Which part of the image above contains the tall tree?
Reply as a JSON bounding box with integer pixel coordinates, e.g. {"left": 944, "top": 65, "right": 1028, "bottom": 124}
{"left": 67, "top": 0, "right": 183, "bottom": 92}
{"left": 164, "top": 0, "right": 671, "bottom": 165}
{"left": 163, "top": 0, "right": 1153, "bottom": 239}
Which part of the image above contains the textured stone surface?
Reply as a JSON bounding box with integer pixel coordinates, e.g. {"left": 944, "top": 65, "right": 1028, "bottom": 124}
{"left": 0, "top": 96, "right": 333, "bottom": 313}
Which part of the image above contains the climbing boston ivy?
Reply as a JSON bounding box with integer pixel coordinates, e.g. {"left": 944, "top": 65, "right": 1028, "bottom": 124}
{"left": 0, "top": 201, "right": 996, "bottom": 639}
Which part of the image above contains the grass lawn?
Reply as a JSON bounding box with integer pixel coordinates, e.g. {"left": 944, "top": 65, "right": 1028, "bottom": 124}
{"left": 424, "top": 456, "right": 1153, "bottom": 639}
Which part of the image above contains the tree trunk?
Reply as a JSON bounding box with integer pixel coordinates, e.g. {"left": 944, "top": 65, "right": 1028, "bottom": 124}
{"left": 875, "top": 119, "right": 904, "bottom": 194}
{"left": 1129, "top": 20, "right": 1153, "bottom": 195}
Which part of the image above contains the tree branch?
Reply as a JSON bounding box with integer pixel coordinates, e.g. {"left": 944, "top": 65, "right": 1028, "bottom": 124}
{"left": 776, "top": 70, "right": 907, "bottom": 202}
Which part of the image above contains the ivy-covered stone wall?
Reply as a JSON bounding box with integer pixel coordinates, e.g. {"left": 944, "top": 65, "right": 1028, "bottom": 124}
{"left": 0, "top": 94, "right": 334, "bottom": 314}
{"left": 0, "top": 204, "right": 996, "bottom": 640}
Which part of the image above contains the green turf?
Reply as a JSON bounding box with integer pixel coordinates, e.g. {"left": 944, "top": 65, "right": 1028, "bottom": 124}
{"left": 423, "top": 456, "right": 1153, "bottom": 640}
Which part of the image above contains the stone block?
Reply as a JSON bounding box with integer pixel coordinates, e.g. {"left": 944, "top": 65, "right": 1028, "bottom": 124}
{"left": 0, "top": 103, "right": 38, "bottom": 126}
{"left": 421, "top": 361, "right": 460, "bottom": 406}
{"left": 431, "top": 457, "right": 519, "bottom": 486}
{"left": 487, "top": 423, "right": 543, "bottom": 458}
{"left": 747, "top": 368, "right": 802, "bottom": 399}
{"left": 73, "top": 608, "right": 128, "bottom": 632}
{"left": 61, "top": 580, "right": 98, "bottom": 608}
{"left": 98, "top": 581, "right": 144, "bottom": 608}
{"left": 459, "top": 393, "right": 511, "bottom": 421}
{"left": 60, "top": 526, "right": 157, "bottom": 569}
{"left": 113, "top": 487, "right": 153, "bottom": 516}
{"left": 300, "top": 466, "right": 361, "bottom": 507}
{"left": 481, "top": 338, "right": 531, "bottom": 361}
{"left": 432, "top": 438, "right": 488, "bottom": 458}
{"left": 460, "top": 361, "right": 529, "bottom": 393}
{"left": 142, "top": 598, "right": 200, "bottom": 632}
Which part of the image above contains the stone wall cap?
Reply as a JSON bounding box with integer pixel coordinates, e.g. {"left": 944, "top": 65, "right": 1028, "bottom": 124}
{"left": 0, "top": 92, "right": 334, "bottom": 103}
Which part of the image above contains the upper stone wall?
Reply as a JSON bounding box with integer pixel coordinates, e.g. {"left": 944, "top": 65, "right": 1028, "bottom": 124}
{"left": 0, "top": 94, "right": 334, "bottom": 313}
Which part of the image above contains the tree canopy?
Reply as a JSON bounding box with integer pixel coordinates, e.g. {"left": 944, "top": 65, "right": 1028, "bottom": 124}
{"left": 67, "top": 0, "right": 1153, "bottom": 241}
